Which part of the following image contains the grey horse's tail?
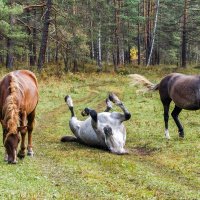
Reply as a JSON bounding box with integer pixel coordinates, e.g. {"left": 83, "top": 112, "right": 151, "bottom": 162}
{"left": 128, "top": 74, "right": 159, "bottom": 91}
{"left": 60, "top": 135, "right": 78, "bottom": 142}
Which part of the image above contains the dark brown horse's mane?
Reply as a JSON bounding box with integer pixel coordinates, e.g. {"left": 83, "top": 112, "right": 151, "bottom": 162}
{"left": 3, "top": 73, "right": 21, "bottom": 141}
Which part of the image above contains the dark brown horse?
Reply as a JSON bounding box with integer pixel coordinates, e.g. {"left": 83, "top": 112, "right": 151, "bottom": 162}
{"left": 129, "top": 73, "right": 200, "bottom": 139}
{"left": 0, "top": 70, "right": 38, "bottom": 164}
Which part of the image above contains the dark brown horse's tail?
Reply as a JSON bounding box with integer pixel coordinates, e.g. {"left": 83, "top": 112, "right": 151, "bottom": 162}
{"left": 128, "top": 74, "right": 159, "bottom": 91}
{"left": 151, "top": 83, "right": 159, "bottom": 91}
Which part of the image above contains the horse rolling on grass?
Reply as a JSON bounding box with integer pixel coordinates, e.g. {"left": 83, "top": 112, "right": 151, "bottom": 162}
{"left": 0, "top": 70, "right": 38, "bottom": 164}
{"left": 61, "top": 93, "right": 131, "bottom": 154}
{"left": 129, "top": 73, "right": 200, "bottom": 139}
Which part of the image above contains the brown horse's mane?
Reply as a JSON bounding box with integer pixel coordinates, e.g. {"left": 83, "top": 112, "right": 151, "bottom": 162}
{"left": 3, "top": 73, "right": 21, "bottom": 138}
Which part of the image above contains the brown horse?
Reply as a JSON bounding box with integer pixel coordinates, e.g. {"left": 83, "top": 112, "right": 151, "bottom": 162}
{"left": 129, "top": 73, "right": 200, "bottom": 139}
{"left": 0, "top": 70, "right": 38, "bottom": 164}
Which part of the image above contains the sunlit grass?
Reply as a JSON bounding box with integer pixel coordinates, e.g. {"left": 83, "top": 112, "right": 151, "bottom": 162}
{"left": 0, "top": 65, "right": 199, "bottom": 199}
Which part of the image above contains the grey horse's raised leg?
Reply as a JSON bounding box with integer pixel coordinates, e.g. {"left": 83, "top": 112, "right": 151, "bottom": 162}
{"left": 62, "top": 95, "right": 79, "bottom": 142}
{"left": 109, "top": 93, "right": 131, "bottom": 121}
{"left": 82, "top": 108, "right": 98, "bottom": 129}
{"left": 65, "top": 95, "right": 75, "bottom": 117}
{"left": 104, "top": 98, "right": 113, "bottom": 112}
{"left": 82, "top": 107, "right": 97, "bottom": 119}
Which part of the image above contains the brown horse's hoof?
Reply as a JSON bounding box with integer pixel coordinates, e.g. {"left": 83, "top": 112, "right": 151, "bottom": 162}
{"left": 17, "top": 152, "right": 25, "bottom": 159}
{"left": 4, "top": 154, "right": 8, "bottom": 162}
{"left": 8, "top": 160, "right": 18, "bottom": 164}
{"left": 27, "top": 151, "right": 34, "bottom": 157}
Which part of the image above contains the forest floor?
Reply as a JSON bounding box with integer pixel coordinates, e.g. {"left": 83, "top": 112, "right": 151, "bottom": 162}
{"left": 0, "top": 65, "right": 199, "bottom": 199}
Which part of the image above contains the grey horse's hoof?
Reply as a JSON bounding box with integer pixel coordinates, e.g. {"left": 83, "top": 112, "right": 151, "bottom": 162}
{"left": 109, "top": 93, "right": 121, "bottom": 104}
{"left": 81, "top": 108, "right": 90, "bottom": 116}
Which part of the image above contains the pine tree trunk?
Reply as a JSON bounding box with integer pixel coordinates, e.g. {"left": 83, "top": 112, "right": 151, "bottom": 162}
{"left": 0, "top": 55, "right": 3, "bottom": 64}
{"left": 64, "top": 53, "right": 69, "bottom": 72}
{"left": 90, "top": 18, "right": 95, "bottom": 60}
{"left": 55, "top": 13, "right": 59, "bottom": 63}
{"left": 37, "top": 0, "right": 52, "bottom": 70}
{"left": 137, "top": 1, "right": 141, "bottom": 65}
{"left": 97, "top": 28, "right": 102, "bottom": 71}
{"left": 181, "top": 0, "right": 188, "bottom": 68}
{"left": 30, "top": 10, "right": 37, "bottom": 66}
{"left": 26, "top": 9, "right": 34, "bottom": 67}
{"left": 73, "top": 59, "right": 78, "bottom": 72}
{"left": 6, "top": 38, "right": 14, "bottom": 69}
{"left": 146, "top": 0, "right": 151, "bottom": 65}
{"left": 6, "top": 0, "right": 15, "bottom": 69}
{"left": 147, "top": 0, "right": 160, "bottom": 67}
{"left": 113, "top": 53, "right": 117, "bottom": 72}
{"left": 113, "top": 0, "right": 120, "bottom": 71}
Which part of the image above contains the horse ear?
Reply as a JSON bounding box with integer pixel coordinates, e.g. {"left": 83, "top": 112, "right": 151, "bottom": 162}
{"left": 17, "top": 126, "right": 27, "bottom": 132}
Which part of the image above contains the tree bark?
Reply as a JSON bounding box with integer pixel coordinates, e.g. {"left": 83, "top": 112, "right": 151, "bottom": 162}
{"left": 97, "top": 28, "right": 102, "bottom": 71}
{"left": 137, "top": 1, "right": 141, "bottom": 65}
{"left": 6, "top": 0, "right": 15, "bottom": 69}
{"left": 113, "top": 0, "right": 121, "bottom": 71}
{"left": 90, "top": 14, "right": 95, "bottom": 60}
{"left": 181, "top": 0, "right": 188, "bottom": 68}
{"left": 146, "top": 0, "right": 151, "bottom": 65}
{"left": 37, "top": 0, "right": 52, "bottom": 70}
{"left": 54, "top": 13, "right": 59, "bottom": 63}
{"left": 73, "top": 59, "right": 78, "bottom": 72}
{"left": 147, "top": 0, "right": 160, "bottom": 67}
{"left": 29, "top": 9, "right": 37, "bottom": 66}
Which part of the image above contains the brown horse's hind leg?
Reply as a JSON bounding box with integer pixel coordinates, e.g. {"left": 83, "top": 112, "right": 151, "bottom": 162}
{"left": 18, "top": 112, "right": 27, "bottom": 159}
{"left": 171, "top": 105, "right": 184, "bottom": 138}
{"left": 27, "top": 109, "right": 36, "bottom": 156}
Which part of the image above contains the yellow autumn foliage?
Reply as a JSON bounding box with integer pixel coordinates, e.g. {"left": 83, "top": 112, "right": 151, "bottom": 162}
{"left": 130, "top": 47, "right": 138, "bottom": 60}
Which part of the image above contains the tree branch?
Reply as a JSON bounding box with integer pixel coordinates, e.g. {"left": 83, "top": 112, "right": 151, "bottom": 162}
{"left": 23, "top": 3, "right": 46, "bottom": 11}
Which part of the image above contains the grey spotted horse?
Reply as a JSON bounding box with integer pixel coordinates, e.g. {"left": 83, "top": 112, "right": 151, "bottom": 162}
{"left": 61, "top": 93, "right": 131, "bottom": 154}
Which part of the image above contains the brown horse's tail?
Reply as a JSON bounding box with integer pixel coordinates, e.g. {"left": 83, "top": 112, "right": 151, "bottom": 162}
{"left": 128, "top": 74, "right": 159, "bottom": 91}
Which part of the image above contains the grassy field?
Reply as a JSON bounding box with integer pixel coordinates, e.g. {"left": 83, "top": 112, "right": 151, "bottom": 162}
{"left": 0, "top": 66, "right": 199, "bottom": 199}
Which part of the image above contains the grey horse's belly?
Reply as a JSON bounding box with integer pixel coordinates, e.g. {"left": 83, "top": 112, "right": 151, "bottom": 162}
{"left": 78, "top": 119, "right": 106, "bottom": 147}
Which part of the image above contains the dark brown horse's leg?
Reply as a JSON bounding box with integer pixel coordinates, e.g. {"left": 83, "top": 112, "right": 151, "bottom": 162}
{"left": 27, "top": 109, "right": 36, "bottom": 156}
{"left": 162, "top": 99, "right": 171, "bottom": 139}
{"left": 17, "top": 112, "right": 27, "bottom": 159}
{"left": 171, "top": 106, "right": 184, "bottom": 138}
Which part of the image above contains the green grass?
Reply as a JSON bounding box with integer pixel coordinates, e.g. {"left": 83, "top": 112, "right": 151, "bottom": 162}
{"left": 0, "top": 66, "right": 200, "bottom": 199}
